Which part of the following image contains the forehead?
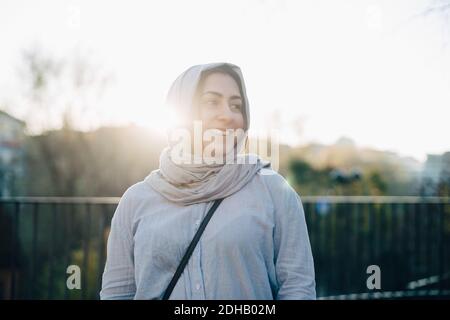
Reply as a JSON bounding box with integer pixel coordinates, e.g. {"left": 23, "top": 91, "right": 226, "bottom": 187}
{"left": 199, "top": 72, "right": 241, "bottom": 96}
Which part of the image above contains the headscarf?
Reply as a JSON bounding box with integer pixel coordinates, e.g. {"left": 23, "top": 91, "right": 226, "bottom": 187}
{"left": 145, "top": 62, "right": 270, "bottom": 205}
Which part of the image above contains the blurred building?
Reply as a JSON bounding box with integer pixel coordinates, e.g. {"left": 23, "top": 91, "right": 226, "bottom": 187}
{"left": 421, "top": 152, "right": 450, "bottom": 196}
{"left": 0, "top": 110, "right": 26, "bottom": 197}
{"left": 0, "top": 110, "right": 26, "bottom": 299}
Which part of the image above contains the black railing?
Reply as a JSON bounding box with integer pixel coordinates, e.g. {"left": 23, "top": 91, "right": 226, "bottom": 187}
{"left": 0, "top": 196, "right": 449, "bottom": 299}
{"left": 0, "top": 197, "right": 118, "bottom": 300}
{"left": 302, "top": 196, "right": 450, "bottom": 299}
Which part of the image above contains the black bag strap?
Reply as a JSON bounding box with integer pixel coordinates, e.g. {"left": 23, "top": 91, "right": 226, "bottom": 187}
{"left": 162, "top": 198, "right": 223, "bottom": 300}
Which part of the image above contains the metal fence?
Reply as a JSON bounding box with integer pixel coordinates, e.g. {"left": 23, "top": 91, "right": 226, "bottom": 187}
{"left": 0, "top": 196, "right": 449, "bottom": 300}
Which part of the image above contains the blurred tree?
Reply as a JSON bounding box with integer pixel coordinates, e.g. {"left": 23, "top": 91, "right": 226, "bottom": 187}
{"left": 367, "top": 171, "right": 388, "bottom": 196}
{"left": 18, "top": 46, "right": 112, "bottom": 196}
{"left": 18, "top": 46, "right": 112, "bottom": 132}
{"left": 288, "top": 158, "right": 334, "bottom": 195}
{"left": 286, "top": 138, "right": 420, "bottom": 196}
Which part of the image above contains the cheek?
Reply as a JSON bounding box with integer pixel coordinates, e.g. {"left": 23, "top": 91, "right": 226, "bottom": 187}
{"left": 199, "top": 110, "right": 213, "bottom": 127}
{"left": 199, "top": 108, "right": 244, "bottom": 129}
{"left": 234, "top": 113, "right": 245, "bottom": 129}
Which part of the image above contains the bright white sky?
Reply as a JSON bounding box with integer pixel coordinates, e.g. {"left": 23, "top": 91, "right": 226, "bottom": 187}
{"left": 1, "top": 0, "right": 449, "bottom": 162}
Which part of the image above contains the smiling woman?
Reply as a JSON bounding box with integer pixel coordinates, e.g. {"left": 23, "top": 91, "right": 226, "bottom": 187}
{"left": 100, "top": 62, "right": 316, "bottom": 300}
{"left": 195, "top": 69, "right": 246, "bottom": 159}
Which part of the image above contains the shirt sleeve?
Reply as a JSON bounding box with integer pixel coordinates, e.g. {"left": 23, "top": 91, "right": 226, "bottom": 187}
{"left": 272, "top": 177, "right": 316, "bottom": 300}
{"left": 100, "top": 189, "right": 136, "bottom": 300}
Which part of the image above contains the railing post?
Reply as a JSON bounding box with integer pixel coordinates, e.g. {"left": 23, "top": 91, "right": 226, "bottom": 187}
{"left": 63, "top": 203, "right": 73, "bottom": 300}
{"left": 438, "top": 202, "right": 445, "bottom": 296}
{"left": 344, "top": 202, "right": 352, "bottom": 292}
{"left": 427, "top": 201, "right": 434, "bottom": 296}
{"left": 351, "top": 202, "right": 359, "bottom": 293}
{"left": 82, "top": 203, "right": 91, "bottom": 300}
{"left": 30, "top": 203, "right": 38, "bottom": 299}
{"left": 96, "top": 204, "right": 108, "bottom": 298}
{"left": 403, "top": 202, "right": 411, "bottom": 289}
{"left": 10, "top": 202, "right": 20, "bottom": 300}
{"left": 48, "top": 203, "right": 57, "bottom": 299}
{"left": 367, "top": 202, "right": 375, "bottom": 275}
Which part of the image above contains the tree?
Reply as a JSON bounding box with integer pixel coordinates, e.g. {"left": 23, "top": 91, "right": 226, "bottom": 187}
{"left": 18, "top": 46, "right": 112, "bottom": 196}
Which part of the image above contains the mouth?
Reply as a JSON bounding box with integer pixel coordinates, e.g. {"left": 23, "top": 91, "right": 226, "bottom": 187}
{"left": 206, "top": 128, "right": 229, "bottom": 135}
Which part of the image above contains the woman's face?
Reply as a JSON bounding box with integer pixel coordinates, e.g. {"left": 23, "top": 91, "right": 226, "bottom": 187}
{"left": 197, "top": 72, "right": 245, "bottom": 132}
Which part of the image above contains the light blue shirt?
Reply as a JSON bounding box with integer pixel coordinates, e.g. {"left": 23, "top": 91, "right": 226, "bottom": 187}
{"left": 100, "top": 168, "right": 316, "bottom": 300}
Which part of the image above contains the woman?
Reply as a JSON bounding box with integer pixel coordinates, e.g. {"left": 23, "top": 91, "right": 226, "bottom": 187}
{"left": 100, "top": 62, "right": 316, "bottom": 300}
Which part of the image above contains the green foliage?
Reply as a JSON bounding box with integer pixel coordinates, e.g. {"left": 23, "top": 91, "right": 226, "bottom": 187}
{"left": 285, "top": 139, "right": 420, "bottom": 196}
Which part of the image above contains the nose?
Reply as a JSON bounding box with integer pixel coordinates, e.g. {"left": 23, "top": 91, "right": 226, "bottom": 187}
{"left": 215, "top": 103, "right": 234, "bottom": 125}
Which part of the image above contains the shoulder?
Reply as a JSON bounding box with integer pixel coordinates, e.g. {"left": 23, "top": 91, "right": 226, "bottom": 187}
{"left": 114, "top": 180, "right": 161, "bottom": 219}
{"left": 254, "top": 169, "right": 307, "bottom": 228}
{"left": 112, "top": 180, "right": 164, "bottom": 231}
{"left": 251, "top": 168, "right": 305, "bottom": 217}
{"left": 120, "top": 179, "right": 163, "bottom": 204}
{"left": 256, "top": 168, "right": 299, "bottom": 199}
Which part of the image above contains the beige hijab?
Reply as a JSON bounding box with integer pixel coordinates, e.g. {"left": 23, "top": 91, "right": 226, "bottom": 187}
{"left": 145, "top": 62, "right": 270, "bottom": 205}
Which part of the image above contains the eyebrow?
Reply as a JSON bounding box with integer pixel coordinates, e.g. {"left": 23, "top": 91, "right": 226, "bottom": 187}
{"left": 201, "top": 91, "right": 242, "bottom": 100}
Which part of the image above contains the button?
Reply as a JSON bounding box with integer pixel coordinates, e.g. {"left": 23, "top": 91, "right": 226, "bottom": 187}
{"left": 195, "top": 283, "right": 201, "bottom": 290}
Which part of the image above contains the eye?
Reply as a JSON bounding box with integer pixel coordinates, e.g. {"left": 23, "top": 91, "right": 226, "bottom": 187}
{"left": 204, "top": 99, "right": 219, "bottom": 107}
{"left": 230, "top": 103, "right": 242, "bottom": 112}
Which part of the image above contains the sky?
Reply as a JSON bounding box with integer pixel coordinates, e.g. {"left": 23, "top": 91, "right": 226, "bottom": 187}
{"left": 1, "top": 0, "right": 449, "bottom": 162}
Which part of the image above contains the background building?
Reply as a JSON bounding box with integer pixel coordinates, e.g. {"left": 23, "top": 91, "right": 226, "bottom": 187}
{"left": 0, "top": 110, "right": 26, "bottom": 197}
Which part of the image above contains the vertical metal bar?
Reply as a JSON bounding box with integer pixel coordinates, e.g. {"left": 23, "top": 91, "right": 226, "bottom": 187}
{"left": 48, "top": 203, "right": 57, "bottom": 299}
{"left": 368, "top": 203, "right": 375, "bottom": 272}
{"left": 425, "top": 202, "right": 432, "bottom": 282}
{"left": 393, "top": 202, "right": 400, "bottom": 289}
{"left": 96, "top": 204, "right": 108, "bottom": 298}
{"left": 404, "top": 202, "right": 411, "bottom": 288}
{"left": 372, "top": 203, "right": 379, "bottom": 274}
{"left": 345, "top": 202, "right": 352, "bottom": 292}
{"left": 337, "top": 202, "right": 345, "bottom": 293}
{"left": 30, "top": 203, "right": 39, "bottom": 299}
{"left": 410, "top": 201, "right": 415, "bottom": 282}
{"left": 10, "top": 202, "right": 20, "bottom": 300}
{"left": 358, "top": 202, "right": 367, "bottom": 292}
{"left": 397, "top": 203, "right": 405, "bottom": 289}
{"left": 328, "top": 203, "right": 336, "bottom": 295}
{"left": 438, "top": 202, "right": 445, "bottom": 295}
{"left": 323, "top": 201, "right": 332, "bottom": 294}
{"left": 414, "top": 200, "right": 426, "bottom": 288}
{"left": 64, "top": 203, "right": 71, "bottom": 300}
{"left": 307, "top": 202, "right": 316, "bottom": 275}
{"left": 316, "top": 201, "right": 325, "bottom": 297}
{"left": 67, "top": 203, "right": 77, "bottom": 299}
{"left": 445, "top": 202, "right": 449, "bottom": 295}
{"left": 320, "top": 202, "right": 326, "bottom": 297}
{"left": 352, "top": 202, "right": 359, "bottom": 293}
{"left": 362, "top": 202, "right": 367, "bottom": 291}
{"left": 389, "top": 203, "right": 401, "bottom": 290}
{"left": 380, "top": 202, "right": 385, "bottom": 265}
{"left": 379, "top": 202, "right": 387, "bottom": 289}
{"left": 82, "top": 203, "right": 91, "bottom": 299}
{"left": 309, "top": 201, "right": 320, "bottom": 295}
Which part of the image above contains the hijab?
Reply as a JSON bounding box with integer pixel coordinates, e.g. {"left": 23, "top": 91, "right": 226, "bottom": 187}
{"left": 145, "top": 62, "right": 270, "bottom": 205}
